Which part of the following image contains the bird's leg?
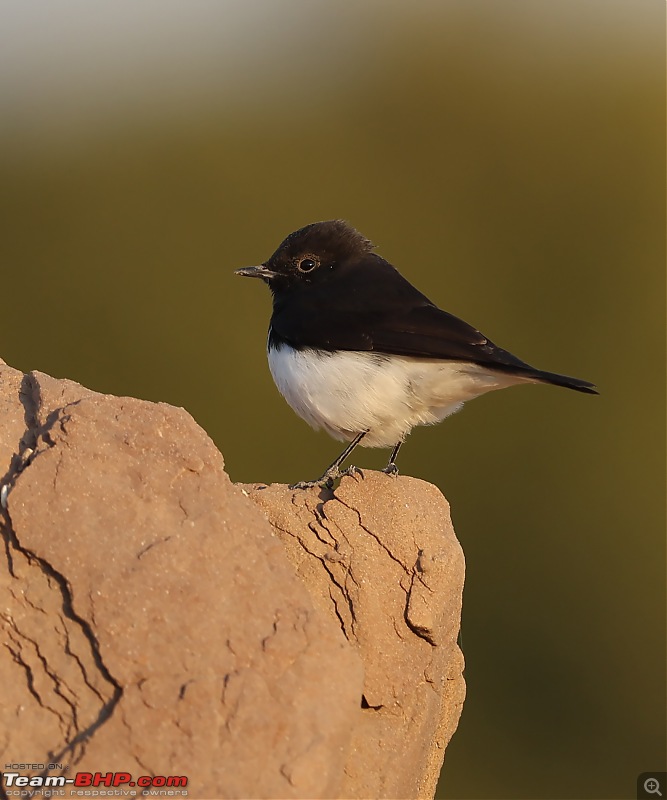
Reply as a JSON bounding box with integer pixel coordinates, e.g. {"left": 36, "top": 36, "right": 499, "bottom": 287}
{"left": 382, "top": 441, "right": 403, "bottom": 476}
{"left": 290, "top": 431, "right": 368, "bottom": 490}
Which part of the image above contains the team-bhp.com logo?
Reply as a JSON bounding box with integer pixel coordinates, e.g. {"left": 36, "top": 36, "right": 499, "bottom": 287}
{"left": 2, "top": 770, "right": 188, "bottom": 797}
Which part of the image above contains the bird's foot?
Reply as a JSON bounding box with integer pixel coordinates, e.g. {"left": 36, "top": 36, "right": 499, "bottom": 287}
{"left": 382, "top": 463, "right": 399, "bottom": 476}
{"left": 289, "top": 477, "right": 333, "bottom": 490}
{"left": 290, "top": 464, "right": 364, "bottom": 490}
{"left": 289, "top": 465, "right": 341, "bottom": 490}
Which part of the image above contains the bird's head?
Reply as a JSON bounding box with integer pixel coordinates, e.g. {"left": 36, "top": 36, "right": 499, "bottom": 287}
{"left": 235, "top": 220, "right": 374, "bottom": 292}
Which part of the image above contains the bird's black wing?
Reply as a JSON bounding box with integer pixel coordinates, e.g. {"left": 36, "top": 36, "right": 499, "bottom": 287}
{"left": 361, "top": 302, "right": 533, "bottom": 368}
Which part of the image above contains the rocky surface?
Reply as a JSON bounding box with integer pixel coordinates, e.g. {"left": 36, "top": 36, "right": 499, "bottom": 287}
{"left": 245, "top": 475, "right": 466, "bottom": 799}
{"left": 0, "top": 358, "right": 465, "bottom": 799}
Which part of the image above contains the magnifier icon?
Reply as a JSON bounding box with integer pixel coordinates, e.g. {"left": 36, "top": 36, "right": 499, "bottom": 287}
{"left": 645, "top": 778, "right": 663, "bottom": 796}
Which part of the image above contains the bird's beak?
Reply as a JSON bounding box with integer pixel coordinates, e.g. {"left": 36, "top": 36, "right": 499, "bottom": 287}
{"left": 234, "top": 265, "right": 278, "bottom": 281}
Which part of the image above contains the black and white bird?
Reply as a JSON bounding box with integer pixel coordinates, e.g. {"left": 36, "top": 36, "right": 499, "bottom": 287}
{"left": 236, "top": 220, "right": 597, "bottom": 488}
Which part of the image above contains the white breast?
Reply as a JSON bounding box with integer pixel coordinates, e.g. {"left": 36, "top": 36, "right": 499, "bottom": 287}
{"left": 267, "top": 342, "right": 528, "bottom": 448}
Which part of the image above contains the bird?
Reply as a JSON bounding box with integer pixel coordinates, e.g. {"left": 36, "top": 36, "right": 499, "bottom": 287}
{"left": 235, "top": 220, "right": 597, "bottom": 489}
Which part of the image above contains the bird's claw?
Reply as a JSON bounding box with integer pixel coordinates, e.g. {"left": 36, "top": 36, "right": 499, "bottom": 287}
{"left": 289, "top": 469, "right": 339, "bottom": 490}
{"left": 382, "top": 463, "right": 399, "bottom": 476}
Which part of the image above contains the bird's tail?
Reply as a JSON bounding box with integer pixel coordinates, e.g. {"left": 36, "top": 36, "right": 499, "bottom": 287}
{"left": 530, "top": 369, "right": 598, "bottom": 394}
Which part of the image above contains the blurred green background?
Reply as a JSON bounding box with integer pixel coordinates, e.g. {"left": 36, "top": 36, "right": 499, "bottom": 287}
{"left": 1, "top": 2, "right": 664, "bottom": 798}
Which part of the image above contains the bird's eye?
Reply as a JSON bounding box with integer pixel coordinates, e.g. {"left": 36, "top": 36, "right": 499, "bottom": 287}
{"left": 296, "top": 256, "right": 318, "bottom": 273}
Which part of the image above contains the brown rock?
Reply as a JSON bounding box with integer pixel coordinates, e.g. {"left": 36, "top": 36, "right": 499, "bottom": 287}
{"left": 245, "top": 474, "right": 466, "bottom": 799}
{"left": 0, "top": 362, "right": 363, "bottom": 798}
{"left": 0, "top": 360, "right": 465, "bottom": 799}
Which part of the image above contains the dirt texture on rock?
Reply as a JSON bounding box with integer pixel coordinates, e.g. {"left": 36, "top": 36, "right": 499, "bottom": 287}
{"left": 0, "top": 359, "right": 465, "bottom": 799}
{"left": 244, "top": 474, "right": 465, "bottom": 799}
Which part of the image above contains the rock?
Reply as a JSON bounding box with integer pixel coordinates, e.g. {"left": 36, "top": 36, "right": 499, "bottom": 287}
{"left": 0, "top": 362, "right": 362, "bottom": 798}
{"left": 0, "top": 359, "right": 465, "bottom": 799}
{"left": 244, "top": 473, "right": 466, "bottom": 799}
